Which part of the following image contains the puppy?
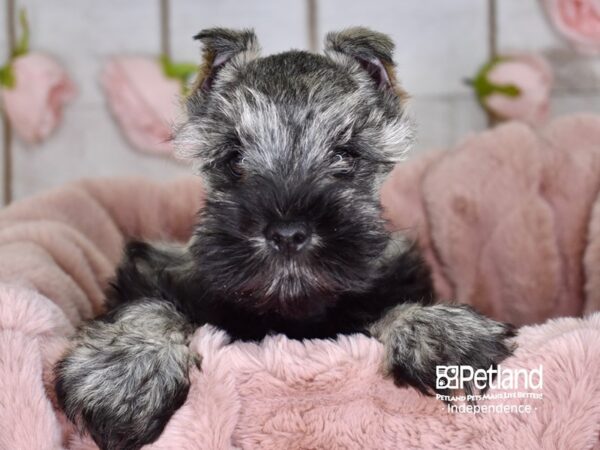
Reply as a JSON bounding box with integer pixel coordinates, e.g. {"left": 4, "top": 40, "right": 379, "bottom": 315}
{"left": 55, "top": 28, "right": 515, "bottom": 450}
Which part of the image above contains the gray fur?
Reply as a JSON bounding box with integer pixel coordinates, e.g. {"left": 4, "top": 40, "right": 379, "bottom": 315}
{"left": 173, "top": 27, "right": 416, "bottom": 315}
{"left": 369, "top": 303, "right": 516, "bottom": 396}
{"left": 55, "top": 27, "right": 515, "bottom": 450}
{"left": 55, "top": 300, "right": 196, "bottom": 450}
{"left": 194, "top": 28, "right": 260, "bottom": 65}
{"left": 177, "top": 28, "right": 413, "bottom": 188}
{"left": 325, "top": 27, "right": 395, "bottom": 65}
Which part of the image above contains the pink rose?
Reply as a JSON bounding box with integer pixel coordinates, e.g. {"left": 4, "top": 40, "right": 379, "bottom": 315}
{"left": 473, "top": 54, "right": 553, "bottom": 127}
{"left": 0, "top": 52, "right": 76, "bottom": 144}
{"left": 541, "top": 0, "right": 600, "bottom": 54}
{"left": 102, "top": 57, "right": 181, "bottom": 156}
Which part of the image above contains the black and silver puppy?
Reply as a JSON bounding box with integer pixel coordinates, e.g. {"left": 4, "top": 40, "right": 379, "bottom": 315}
{"left": 55, "top": 28, "right": 515, "bottom": 450}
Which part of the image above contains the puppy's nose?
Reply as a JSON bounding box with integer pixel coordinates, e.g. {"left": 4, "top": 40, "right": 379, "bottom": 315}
{"left": 265, "top": 221, "right": 311, "bottom": 253}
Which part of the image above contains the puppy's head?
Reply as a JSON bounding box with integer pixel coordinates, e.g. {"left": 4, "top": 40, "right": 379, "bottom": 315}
{"left": 177, "top": 27, "right": 413, "bottom": 318}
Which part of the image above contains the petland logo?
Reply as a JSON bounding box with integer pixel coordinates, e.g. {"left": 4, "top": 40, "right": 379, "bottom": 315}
{"left": 436, "top": 365, "right": 543, "bottom": 391}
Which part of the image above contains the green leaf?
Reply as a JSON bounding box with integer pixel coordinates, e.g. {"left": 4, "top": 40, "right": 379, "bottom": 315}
{"left": 470, "top": 56, "right": 521, "bottom": 103}
{"left": 0, "top": 64, "right": 15, "bottom": 88}
{"left": 13, "top": 9, "right": 30, "bottom": 58}
{"left": 166, "top": 61, "right": 196, "bottom": 80}
{"left": 159, "top": 55, "right": 197, "bottom": 94}
{"left": 0, "top": 9, "right": 29, "bottom": 89}
{"left": 491, "top": 84, "right": 520, "bottom": 97}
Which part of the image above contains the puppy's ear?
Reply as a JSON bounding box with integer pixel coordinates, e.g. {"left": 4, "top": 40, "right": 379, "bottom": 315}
{"left": 325, "top": 27, "right": 407, "bottom": 100}
{"left": 192, "top": 28, "right": 260, "bottom": 93}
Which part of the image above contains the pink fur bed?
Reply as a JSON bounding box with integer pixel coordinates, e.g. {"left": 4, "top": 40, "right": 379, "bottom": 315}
{"left": 1, "top": 115, "right": 600, "bottom": 449}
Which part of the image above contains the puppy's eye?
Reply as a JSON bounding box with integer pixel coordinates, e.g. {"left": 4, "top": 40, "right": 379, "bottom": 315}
{"left": 227, "top": 151, "right": 245, "bottom": 178}
{"left": 334, "top": 144, "right": 359, "bottom": 160}
{"left": 332, "top": 146, "right": 358, "bottom": 175}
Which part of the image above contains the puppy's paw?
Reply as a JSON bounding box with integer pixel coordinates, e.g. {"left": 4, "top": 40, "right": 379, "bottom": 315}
{"left": 369, "top": 303, "right": 516, "bottom": 398}
{"left": 55, "top": 300, "right": 195, "bottom": 450}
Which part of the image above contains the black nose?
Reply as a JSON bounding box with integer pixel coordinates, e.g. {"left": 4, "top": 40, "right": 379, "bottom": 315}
{"left": 264, "top": 221, "right": 311, "bottom": 253}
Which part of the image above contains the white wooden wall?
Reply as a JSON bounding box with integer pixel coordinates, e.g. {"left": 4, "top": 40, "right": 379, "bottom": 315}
{"left": 1, "top": 0, "right": 599, "bottom": 205}
{"left": 1, "top": 2, "right": 7, "bottom": 202}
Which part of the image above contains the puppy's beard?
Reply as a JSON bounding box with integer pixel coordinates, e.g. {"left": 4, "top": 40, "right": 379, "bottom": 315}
{"left": 237, "top": 258, "right": 338, "bottom": 318}
{"left": 194, "top": 196, "right": 391, "bottom": 319}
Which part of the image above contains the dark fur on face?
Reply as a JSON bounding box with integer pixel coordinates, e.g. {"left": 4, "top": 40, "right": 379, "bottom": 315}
{"left": 55, "top": 28, "right": 516, "bottom": 450}
{"left": 178, "top": 28, "right": 413, "bottom": 318}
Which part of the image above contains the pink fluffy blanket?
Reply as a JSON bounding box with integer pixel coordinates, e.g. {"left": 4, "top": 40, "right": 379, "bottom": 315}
{"left": 1, "top": 115, "right": 600, "bottom": 449}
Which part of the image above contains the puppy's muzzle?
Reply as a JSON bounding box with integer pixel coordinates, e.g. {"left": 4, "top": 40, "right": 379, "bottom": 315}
{"left": 264, "top": 220, "right": 312, "bottom": 254}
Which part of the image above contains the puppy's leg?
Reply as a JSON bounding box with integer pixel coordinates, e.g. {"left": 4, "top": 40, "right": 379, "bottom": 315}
{"left": 368, "top": 303, "right": 516, "bottom": 397}
{"left": 55, "top": 299, "right": 196, "bottom": 450}
{"left": 105, "top": 240, "right": 193, "bottom": 310}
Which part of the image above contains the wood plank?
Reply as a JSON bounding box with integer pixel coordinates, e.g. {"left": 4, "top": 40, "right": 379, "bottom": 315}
{"left": 0, "top": 1, "right": 10, "bottom": 205}
{"left": 497, "top": 0, "right": 600, "bottom": 95}
{"left": 12, "top": 104, "right": 187, "bottom": 199}
{"left": 12, "top": 0, "right": 187, "bottom": 200}
{"left": 170, "top": 0, "right": 308, "bottom": 61}
{"left": 409, "top": 94, "right": 487, "bottom": 154}
{"left": 317, "top": 0, "right": 489, "bottom": 96}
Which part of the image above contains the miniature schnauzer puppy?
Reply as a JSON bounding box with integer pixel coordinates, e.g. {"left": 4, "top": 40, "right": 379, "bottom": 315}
{"left": 55, "top": 28, "right": 515, "bottom": 450}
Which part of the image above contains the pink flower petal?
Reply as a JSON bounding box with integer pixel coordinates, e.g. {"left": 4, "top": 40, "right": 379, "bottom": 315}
{"left": 541, "top": 0, "right": 600, "bottom": 54}
{"left": 484, "top": 54, "right": 553, "bottom": 126}
{"left": 0, "top": 52, "right": 76, "bottom": 144}
{"left": 101, "top": 56, "right": 181, "bottom": 156}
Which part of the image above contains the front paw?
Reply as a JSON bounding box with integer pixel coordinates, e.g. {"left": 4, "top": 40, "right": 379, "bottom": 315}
{"left": 370, "top": 303, "right": 516, "bottom": 398}
{"left": 55, "top": 301, "right": 195, "bottom": 450}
